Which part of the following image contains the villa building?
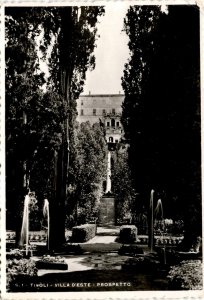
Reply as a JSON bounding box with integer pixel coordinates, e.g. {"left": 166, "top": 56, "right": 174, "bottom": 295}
{"left": 76, "top": 93, "right": 125, "bottom": 145}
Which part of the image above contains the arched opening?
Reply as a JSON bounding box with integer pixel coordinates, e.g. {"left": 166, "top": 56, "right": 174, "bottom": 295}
{"left": 109, "top": 137, "right": 113, "bottom": 143}
{"left": 111, "top": 119, "right": 115, "bottom": 128}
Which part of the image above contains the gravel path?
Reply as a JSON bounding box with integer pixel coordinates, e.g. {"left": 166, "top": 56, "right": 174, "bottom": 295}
{"left": 37, "top": 253, "right": 131, "bottom": 276}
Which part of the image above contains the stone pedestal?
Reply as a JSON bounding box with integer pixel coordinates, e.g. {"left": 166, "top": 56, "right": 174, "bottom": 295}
{"left": 98, "top": 196, "right": 115, "bottom": 226}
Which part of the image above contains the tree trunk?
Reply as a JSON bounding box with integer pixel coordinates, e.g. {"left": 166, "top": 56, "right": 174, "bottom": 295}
{"left": 50, "top": 145, "right": 67, "bottom": 250}
{"left": 49, "top": 7, "right": 73, "bottom": 250}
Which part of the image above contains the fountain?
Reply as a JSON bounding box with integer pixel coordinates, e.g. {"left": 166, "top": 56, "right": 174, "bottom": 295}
{"left": 155, "top": 199, "right": 166, "bottom": 264}
{"left": 43, "top": 199, "right": 50, "bottom": 250}
{"left": 149, "top": 189, "right": 154, "bottom": 252}
{"left": 155, "top": 199, "right": 164, "bottom": 227}
{"left": 19, "top": 193, "right": 30, "bottom": 256}
{"left": 99, "top": 150, "right": 115, "bottom": 226}
{"left": 105, "top": 151, "right": 112, "bottom": 193}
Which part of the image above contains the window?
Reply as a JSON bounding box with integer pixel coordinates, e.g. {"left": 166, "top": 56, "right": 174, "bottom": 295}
{"left": 112, "top": 108, "right": 115, "bottom": 114}
{"left": 81, "top": 100, "right": 83, "bottom": 106}
{"left": 111, "top": 119, "right": 115, "bottom": 128}
{"left": 102, "top": 109, "right": 106, "bottom": 115}
{"left": 109, "top": 137, "right": 113, "bottom": 143}
{"left": 116, "top": 121, "right": 120, "bottom": 127}
{"left": 81, "top": 109, "right": 84, "bottom": 116}
{"left": 107, "top": 121, "right": 110, "bottom": 127}
{"left": 93, "top": 109, "right": 96, "bottom": 116}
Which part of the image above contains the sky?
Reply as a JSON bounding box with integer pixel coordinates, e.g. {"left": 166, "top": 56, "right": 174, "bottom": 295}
{"left": 82, "top": 3, "right": 130, "bottom": 95}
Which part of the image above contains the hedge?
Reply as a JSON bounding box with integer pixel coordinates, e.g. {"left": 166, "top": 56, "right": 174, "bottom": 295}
{"left": 120, "top": 225, "right": 137, "bottom": 243}
{"left": 72, "top": 224, "right": 96, "bottom": 242}
{"left": 118, "top": 244, "right": 143, "bottom": 255}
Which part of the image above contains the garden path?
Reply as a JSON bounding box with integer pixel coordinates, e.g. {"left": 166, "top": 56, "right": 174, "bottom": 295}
{"left": 36, "top": 253, "right": 131, "bottom": 276}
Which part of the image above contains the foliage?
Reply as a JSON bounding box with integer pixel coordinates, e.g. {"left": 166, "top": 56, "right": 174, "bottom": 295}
{"left": 121, "top": 6, "right": 201, "bottom": 244}
{"left": 50, "top": 7, "right": 105, "bottom": 98}
{"left": 6, "top": 249, "right": 24, "bottom": 260}
{"left": 154, "top": 219, "right": 184, "bottom": 235}
{"left": 5, "top": 6, "right": 105, "bottom": 98}
{"left": 111, "top": 144, "right": 137, "bottom": 224}
{"left": 72, "top": 224, "right": 96, "bottom": 242}
{"left": 5, "top": 10, "right": 42, "bottom": 230}
{"left": 168, "top": 260, "right": 202, "bottom": 290}
{"left": 119, "top": 225, "right": 137, "bottom": 243}
{"left": 122, "top": 6, "right": 161, "bottom": 141}
{"left": 118, "top": 244, "right": 143, "bottom": 255}
{"left": 123, "top": 255, "right": 160, "bottom": 272}
{"left": 5, "top": 9, "right": 68, "bottom": 231}
{"left": 5, "top": 7, "right": 105, "bottom": 247}
{"left": 41, "top": 255, "right": 65, "bottom": 263}
{"left": 7, "top": 258, "right": 38, "bottom": 290}
{"left": 67, "top": 122, "right": 107, "bottom": 225}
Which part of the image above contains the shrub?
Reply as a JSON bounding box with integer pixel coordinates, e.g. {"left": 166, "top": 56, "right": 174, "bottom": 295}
{"left": 72, "top": 224, "right": 96, "bottom": 242}
{"left": 171, "top": 220, "right": 184, "bottom": 235}
{"left": 6, "top": 248, "right": 24, "bottom": 260}
{"left": 168, "top": 260, "right": 202, "bottom": 290}
{"left": 40, "top": 255, "right": 65, "bottom": 263}
{"left": 122, "top": 255, "right": 160, "bottom": 272}
{"left": 120, "top": 225, "right": 137, "bottom": 243}
{"left": 62, "top": 243, "right": 83, "bottom": 254}
{"left": 135, "top": 213, "right": 148, "bottom": 234}
{"left": 36, "top": 255, "right": 68, "bottom": 270}
{"left": 118, "top": 244, "right": 143, "bottom": 255}
{"left": 6, "top": 258, "right": 38, "bottom": 291}
{"left": 6, "top": 246, "right": 36, "bottom": 259}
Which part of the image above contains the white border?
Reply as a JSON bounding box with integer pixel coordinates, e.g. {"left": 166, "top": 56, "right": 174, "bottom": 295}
{"left": 0, "top": 0, "right": 200, "bottom": 5}
{"left": 1, "top": 2, "right": 6, "bottom": 298}
{"left": 1, "top": 1, "right": 204, "bottom": 299}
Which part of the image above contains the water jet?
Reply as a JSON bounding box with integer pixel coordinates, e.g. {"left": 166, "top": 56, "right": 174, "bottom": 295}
{"left": 155, "top": 199, "right": 166, "bottom": 264}
{"left": 149, "top": 189, "right": 154, "bottom": 252}
{"left": 19, "top": 193, "right": 30, "bottom": 256}
{"left": 43, "top": 199, "right": 50, "bottom": 251}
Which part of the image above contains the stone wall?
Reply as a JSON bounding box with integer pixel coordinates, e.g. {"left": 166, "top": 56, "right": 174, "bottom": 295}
{"left": 98, "top": 196, "right": 115, "bottom": 226}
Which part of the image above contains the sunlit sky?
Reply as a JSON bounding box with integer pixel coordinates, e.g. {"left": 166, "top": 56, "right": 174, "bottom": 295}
{"left": 82, "top": 3, "right": 130, "bottom": 95}
{"left": 39, "top": 4, "right": 168, "bottom": 94}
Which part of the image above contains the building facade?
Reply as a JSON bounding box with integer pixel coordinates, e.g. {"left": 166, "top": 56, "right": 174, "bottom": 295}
{"left": 77, "top": 94, "right": 125, "bottom": 144}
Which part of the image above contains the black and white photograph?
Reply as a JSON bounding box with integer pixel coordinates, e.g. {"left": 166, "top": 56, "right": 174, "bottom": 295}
{"left": 2, "top": 1, "right": 203, "bottom": 297}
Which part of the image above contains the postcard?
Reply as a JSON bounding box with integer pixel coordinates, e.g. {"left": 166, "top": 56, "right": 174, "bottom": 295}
{"left": 1, "top": 1, "right": 203, "bottom": 299}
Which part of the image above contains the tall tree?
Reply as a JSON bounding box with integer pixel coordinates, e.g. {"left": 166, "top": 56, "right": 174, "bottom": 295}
{"left": 111, "top": 144, "right": 137, "bottom": 224}
{"left": 67, "top": 121, "right": 107, "bottom": 225}
{"left": 122, "top": 6, "right": 162, "bottom": 198}
{"left": 5, "top": 6, "right": 105, "bottom": 248}
{"left": 5, "top": 10, "right": 68, "bottom": 239}
{"left": 6, "top": 10, "right": 47, "bottom": 238}
{"left": 45, "top": 7, "right": 105, "bottom": 248}
{"left": 122, "top": 5, "right": 201, "bottom": 248}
